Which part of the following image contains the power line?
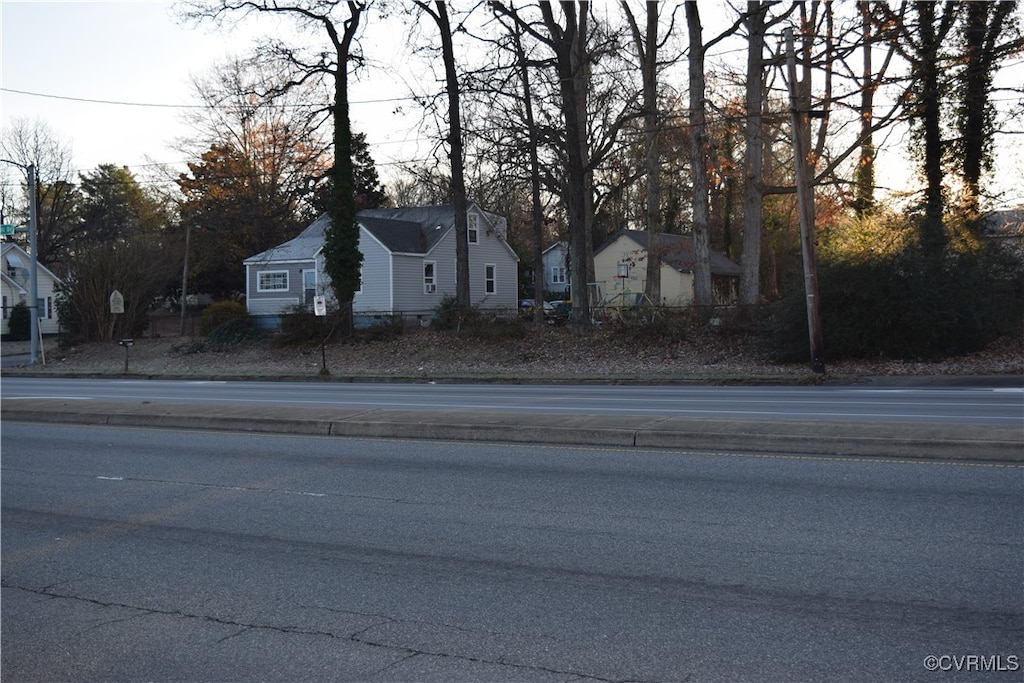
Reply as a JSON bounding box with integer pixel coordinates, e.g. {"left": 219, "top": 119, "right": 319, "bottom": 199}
{"left": 0, "top": 87, "right": 415, "bottom": 109}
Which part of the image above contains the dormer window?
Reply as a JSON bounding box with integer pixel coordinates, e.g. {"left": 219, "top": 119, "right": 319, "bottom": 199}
{"left": 5, "top": 253, "right": 23, "bottom": 277}
{"left": 467, "top": 214, "right": 479, "bottom": 244}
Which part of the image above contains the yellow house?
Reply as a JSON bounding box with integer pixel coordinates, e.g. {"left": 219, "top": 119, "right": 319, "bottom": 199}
{"left": 592, "top": 230, "right": 741, "bottom": 306}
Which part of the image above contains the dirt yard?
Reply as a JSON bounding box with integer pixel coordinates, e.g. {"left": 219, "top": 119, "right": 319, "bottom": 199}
{"left": 7, "top": 323, "right": 1021, "bottom": 384}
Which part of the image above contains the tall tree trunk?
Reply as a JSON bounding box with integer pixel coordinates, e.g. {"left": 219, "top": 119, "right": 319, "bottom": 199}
{"left": 853, "top": 0, "right": 876, "bottom": 215}
{"left": 685, "top": 1, "right": 713, "bottom": 311}
{"left": 624, "top": 1, "right": 663, "bottom": 305}
{"left": 959, "top": 0, "right": 1015, "bottom": 231}
{"left": 512, "top": 25, "right": 546, "bottom": 323}
{"left": 540, "top": 1, "right": 592, "bottom": 332}
{"left": 323, "top": 3, "right": 364, "bottom": 332}
{"left": 739, "top": 0, "right": 766, "bottom": 306}
{"left": 431, "top": 2, "right": 471, "bottom": 308}
{"left": 916, "top": 1, "right": 948, "bottom": 255}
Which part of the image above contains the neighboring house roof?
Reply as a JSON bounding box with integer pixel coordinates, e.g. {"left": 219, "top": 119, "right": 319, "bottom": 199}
{"left": 982, "top": 208, "right": 1024, "bottom": 238}
{"left": 597, "top": 229, "right": 742, "bottom": 277}
{"left": 542, "top": 241, "right": 567, "bottom": 255}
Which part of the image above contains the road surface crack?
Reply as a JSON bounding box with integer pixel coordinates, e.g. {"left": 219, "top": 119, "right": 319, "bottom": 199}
{"left": 5, "top": 581, "right": 645, "bottom": 682}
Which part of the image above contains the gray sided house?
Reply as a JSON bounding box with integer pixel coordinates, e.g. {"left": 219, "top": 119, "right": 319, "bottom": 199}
{"left": 542, "top": 241, "right": 570, "bottom": 297}
{"left": 244, "top": 204, "right": 519, "bottom": 326}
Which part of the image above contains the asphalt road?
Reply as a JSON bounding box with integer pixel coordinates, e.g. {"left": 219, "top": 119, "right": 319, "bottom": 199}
{"left": 2, "top": 376, "right": 1022, "bottom": 424}
{"left": 3, "top": 423, "right": 1022, "bottom": 682}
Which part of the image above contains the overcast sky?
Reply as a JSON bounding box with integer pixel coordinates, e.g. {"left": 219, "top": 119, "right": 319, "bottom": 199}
{"left": 1, "top": 0, "right": 425, "bottom": 181}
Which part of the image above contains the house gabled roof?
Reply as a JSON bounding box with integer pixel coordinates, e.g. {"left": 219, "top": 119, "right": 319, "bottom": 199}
{"left": 360, "top": 205, "right": 487, "bottom": 255}
{"left": 596, "top": 229, "right": 742, "bottom": 277}
{"left": 360, "top": 215, "right": 445, "bottom": 254}
{"left": 2, "top": 271, "right": 28, "bottom": 294}
{"left": 246, "top": 204, "right": 519, "bottom": 265}
{"left": 243, "top": 214, "right": 329, "bottom": 265}
{"left": 1, "top": 242, "right": 64, "bottom": 284}
{"left": 542, "top": 241, "right": 567, "bottom": 255}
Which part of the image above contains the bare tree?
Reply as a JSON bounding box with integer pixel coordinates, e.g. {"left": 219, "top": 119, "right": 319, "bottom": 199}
{"left": 1, "top": 118, "right": 82, "bottom": 272}
{"left": 685, "top": 1, "right": 745, "bottom": 310}
{"left": 738, "top": 1, "right": 769, "bottom": 306}
{"left": 180, "top": 0, "right": 366, "bottom": 319}
{"left": 412, "top": 1, "right": 471, "bottom": 308}
{"left": 622, "top": 0, "right": 681, "bottom": 305}
{"left": 955, "top": 0, "right": 1021, "bottom": 227}
{"left": 491, "top": 2, "right": 598, "bottom": 330}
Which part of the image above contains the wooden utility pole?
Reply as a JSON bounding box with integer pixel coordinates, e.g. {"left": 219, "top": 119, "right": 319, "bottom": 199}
{"left": 784, "top": 27, "right": 825, "bottom": 375}
{"left": 180, "top": 222, "right": 191, "bottom": 337}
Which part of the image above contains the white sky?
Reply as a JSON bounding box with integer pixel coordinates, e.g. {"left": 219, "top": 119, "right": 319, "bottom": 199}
{"left": 2, "top": 1, "right": 1022, "bottom": 209}
{"left": 0, "top": 0, "right": 428, "bottom": 182}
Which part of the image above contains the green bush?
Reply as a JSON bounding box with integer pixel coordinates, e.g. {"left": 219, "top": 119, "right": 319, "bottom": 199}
{"left": 431, "top": 295, "right": 476, "bottom": 331}
{"left": 200, "top": 300, "right": 248, "bottom": 337}
{"left": 6, "top": 301, "right": 31, "bottom": 341}
{"left": 763, "top": 245, "right": 1023, "bottom": 362}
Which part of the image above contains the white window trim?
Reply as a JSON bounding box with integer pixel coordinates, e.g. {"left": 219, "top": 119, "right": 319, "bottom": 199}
{"left": 424, "top": 260, "right": 437, "bottom": 294}
{"left": 467, "top": 214, "right": 479, "bottom": 244}
{"left": 257, "top": 270, "right": 289, "bottom": 292}
{"left": 302, "top": 269, "right": 317, "bottom": 306}
{"left": 617, "top": 262, "right": 630, "bottom": 278}
{"left": 484, "top": 263, "right": 496, "bottom": 295}
{"left": 551, "top": 266, "right": 566, "bottom": 284}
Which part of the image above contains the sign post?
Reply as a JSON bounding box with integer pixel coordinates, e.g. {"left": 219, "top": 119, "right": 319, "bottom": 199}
{"left": 119, "top": 338, "right": 134, "bottom": 373}
{"left": 314, "top": 296, "right": 329, "bottom": 375}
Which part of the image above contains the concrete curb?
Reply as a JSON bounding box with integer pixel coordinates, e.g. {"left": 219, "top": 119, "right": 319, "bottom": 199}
{"left": 3, "top": 400, "right": 1022, "bottom": 462}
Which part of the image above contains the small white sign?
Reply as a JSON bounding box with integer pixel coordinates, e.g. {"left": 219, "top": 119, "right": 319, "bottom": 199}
{"left": 313, "top": 295, "right": 327, "bottom": 317}
{"left": 109, "top": 290, "right": 125, "bottom": 314}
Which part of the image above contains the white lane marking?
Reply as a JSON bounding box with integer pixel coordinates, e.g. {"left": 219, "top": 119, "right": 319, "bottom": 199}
{"left": 4, "top": 396, "right": 92, "bottom": 400}
{"left": 95, "top": 474, "right": 325, "bottom": 498}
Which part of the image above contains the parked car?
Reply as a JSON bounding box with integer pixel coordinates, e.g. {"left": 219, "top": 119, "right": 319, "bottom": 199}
{"left": 518, "top": 299, "right": 567, "bottom": 324}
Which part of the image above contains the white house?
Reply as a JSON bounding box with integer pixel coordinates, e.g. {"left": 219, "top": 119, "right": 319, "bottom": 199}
{"left": 243, "top": 203, "right": 519, "bottom": 326}
{"left": 593, "top": 229, "right": 742, "bottom": 306}
{"left": 2, "top": 242, "right": 63, "bottom": 337}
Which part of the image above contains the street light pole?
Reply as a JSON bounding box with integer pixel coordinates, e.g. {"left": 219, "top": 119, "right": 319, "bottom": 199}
{"left": 180, "top": 221, "right": 191, "bottom": 336}
{"left": 28, "top": 163, "right": 40, "bottom": 365}
{"left": 2, "top": 158, "right": 41, "bottom": 364}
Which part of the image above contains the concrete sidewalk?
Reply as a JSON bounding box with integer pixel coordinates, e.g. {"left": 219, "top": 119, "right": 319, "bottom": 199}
{"left": 3, "top": 398, "right": 1021, "bottom": 462}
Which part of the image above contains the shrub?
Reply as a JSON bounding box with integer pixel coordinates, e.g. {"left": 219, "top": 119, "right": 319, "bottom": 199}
{"left": 431, "top": 295, "right": 477, "bottom": 331}
{"left": 6, "top": 301, "right": 31, "bottom": 341}
{"left": 762, "top": 244, "right": 1023, "bottom": 362}
{"left": 200, "top": 300, "right": 248, "bottom": 337}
